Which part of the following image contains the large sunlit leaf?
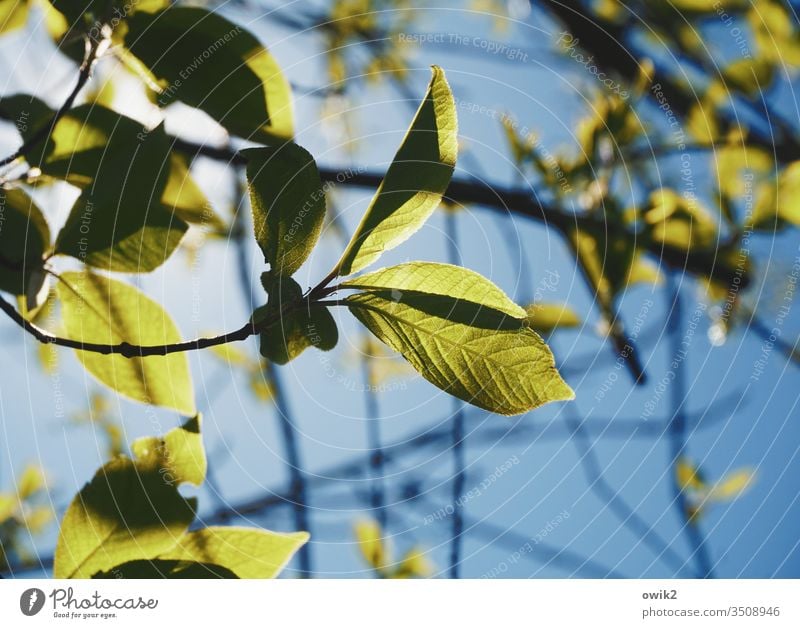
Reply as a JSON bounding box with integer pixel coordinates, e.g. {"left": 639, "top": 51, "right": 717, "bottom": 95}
{"left": 56, "top": 271, "right": 196, "bottom": 415}
{"left": 244, "top": 143, "right": 326, "bottom": 276}
{"left": 122, "top": 7, "right": 294, "bottom": 143}
{"left": 158, "top": 527, "right": 309, "bottom": 578}
{"left": 347, "top": 290, "right": 573, "bottom": 415}
{"left": 336, "top": 66, "right": 457, "bottom": 276}
{"left": 0, "top": 187, "right": 49, "bottom": 297}
{"left": 54, "top": 416, "right": 205, "bottom": 578}
{"left": 342, "top": 262, "right": 526, "bottom": 318}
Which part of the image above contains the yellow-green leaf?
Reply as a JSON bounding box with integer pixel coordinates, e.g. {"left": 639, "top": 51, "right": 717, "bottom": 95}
{"left": 158, "top": 527, "right": 309, "bottom": 578}
{"left": 54, "top": 417, "right": 205, "bottom": 578}
{"left": 56, "top": 271, "right": 195, "bottom": 415}
{"left": 336, "top": 66, "right": 457, "bottom": 276}
{"left": 347, "top": 291, "right": 573, "bottom": 415}
{"left": 343, "top": 262, "right": 526, "bottom": 318}
{"left": 524, "top": 303, "right": 581, "bottom": 332}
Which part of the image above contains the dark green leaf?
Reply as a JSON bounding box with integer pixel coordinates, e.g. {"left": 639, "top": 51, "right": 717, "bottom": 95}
{"left": 123, "top": 7, "right": 293, "bottom": 142}
{"left": 244, "top": 143, "right": 326, "bottom": 276}
{"left": 0, "top": 187, "right": 49, "bottom": 297}
{"left": 258, "top": 276, "right": 337, "bottom": 364}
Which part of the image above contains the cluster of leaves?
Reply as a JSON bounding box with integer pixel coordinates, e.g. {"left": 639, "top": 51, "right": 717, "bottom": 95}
{"left": 676, "top": 458, "right": 755, "bottom": 524}
{"left": 0, "top": 465, "right": 52, "bottom": 571}
{"left": 354, "top": 519, "right": 433, "bottom": 578}
{"left": 54, "top": 416, "right": 308, "bottom": 579}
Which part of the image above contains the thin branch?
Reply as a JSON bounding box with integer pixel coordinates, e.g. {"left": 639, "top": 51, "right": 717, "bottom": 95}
{"left": 666, "top": 272, "right": 714, "bottom": 578}
{"left": 0, "top": 293, "right": 256, "bottom": 357}
{"left": 0, "top": 34, "right": 103, "bottom": 169}
{"left": 566, "top": 412, "right": 695, "bottom": 576}
{"left": 445, "top": 208, "right": 466, "bottom": 579}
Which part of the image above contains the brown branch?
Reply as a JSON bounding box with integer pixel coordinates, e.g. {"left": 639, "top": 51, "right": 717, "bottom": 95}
{"left": 0, "top": 34, "right": 103, "bottom": 169}
{"left": 0, "top": 293, "right": 257, "bottom": 357}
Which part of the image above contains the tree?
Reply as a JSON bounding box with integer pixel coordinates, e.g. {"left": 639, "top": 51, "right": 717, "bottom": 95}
{"left": 0, "top": 0, "right": 797, "bottom": 578}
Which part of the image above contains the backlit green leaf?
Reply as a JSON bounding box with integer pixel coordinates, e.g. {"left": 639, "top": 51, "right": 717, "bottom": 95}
{"left": 123, "top": 7, "right": 294, "bottom": 143}
{"left": 347, "top": 290, "right": 573, "bottom": 415}
{"left": 158, "top": 527, "right": 309, "bottom": 578}
{"left": 336, "top": 66, "right": 457, "bottom": 276}
{"left": 56, "top": 271, "right": 196, "bottom": 415}
{"left": 244, "top": 143, "right": 326, "bottom": 276}
{"left": 342, "top": 262, "right": 526, "bottom": 319}
{"left": 54, "top": 416, "right": 205, "bottom": 578}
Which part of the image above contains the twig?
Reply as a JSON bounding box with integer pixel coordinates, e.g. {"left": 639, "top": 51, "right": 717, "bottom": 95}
{"left": 445, "top": 208, "right": 466, "bottom": 578}
{"left": 566, "top": 412, "right": 695, "bottom": 576}
{"left": 666, "top": 272, "right": 714, "bottom": 578}
{"left": 0, "top": 34, "right": 103, "bottom": 169}
{"left": 0, "top": 293, "right": 256, "bottom": 357}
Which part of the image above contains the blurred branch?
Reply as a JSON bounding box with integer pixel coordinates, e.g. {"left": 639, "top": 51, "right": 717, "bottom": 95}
{"left": 666, "top": 272, "right": 714, "bottom": 578}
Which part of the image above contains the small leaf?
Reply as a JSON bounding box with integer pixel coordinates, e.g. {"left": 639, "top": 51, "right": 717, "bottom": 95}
{"left": 708, "top": 468, "right": 756, "bottom": 502}
{"left": 347, "top": 290, "right": 573, "bottom": 415}
{"left": 158, "top": 527, "right": 309, "bottom": 578}
{"left": 123, "top": 7, "right": 293, "bottom": 142}
{"left": 259, "top": 276, "right": 338, "bottom": 364}
{"left": 336, "top": 66, "right": 457, "bottom": 276}
{"left": 244, "top": 143, "right": 326, "bottom": 276}
{"left": 56, "top": 271, "right": 196, "bottom": 415}
{"left": 524, "top": 303, "right": 581, "bottom": 333}
{"left": 0, "top": 187, "right": 49, "bottom": 297}
{"left": 354, "top": 519, "right": 387, "bottom": 571}
{"left": 54, "top": 416, "right": 206, "bottom": 578}
{"left": 342, "top": 261, "right": 526, "bottom": 318}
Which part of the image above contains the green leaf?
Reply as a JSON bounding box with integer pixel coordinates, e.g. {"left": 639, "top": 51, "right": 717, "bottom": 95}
{"left": 46, "top": 110, "right": 187, "bottom": 272}
{"left": 244, "top": 143, "right": 326, "bottom": 276}
{"left": 162, "top": 153, "right": 226, "bottom": 230}
{"left": 123, "top": 7, "right": 294, "bottom": 143}
{"left": 347, "top": 291, "right": 573, "bottom": 415}
{"left": 92, "top": 559, "right": 238, "bottom": 579}
{"left": 643, "top": 188, "right": 717, "bottom": 250}
{"left": 56, "top": 271, "right": 196, "bottom": 415}
{"left": 258, "top": 276, "right": 338, "bottom": 364}
{"left": 524, "top": 303, "right": 581, "bottom": 333}
{"left": 54, "top": 416, "right": 206, "bottom": 578}
{"left": 342, "top": 262, "right": 526, "bottom": 318}
{"left": 336, "top": 66, "right": 457, "bottom": 276}
{"left": 0, "top": 188, "right": 49, "bottom": 297}
{"left": 158, "top": 527, "right": 309, "bottom": 578}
